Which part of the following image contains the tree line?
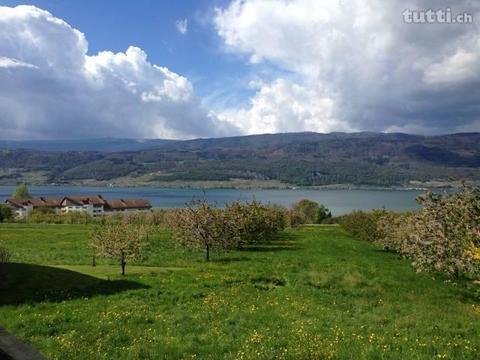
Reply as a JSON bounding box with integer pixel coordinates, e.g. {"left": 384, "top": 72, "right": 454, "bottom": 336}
{"left": 87, "top": 198, "right": 331, "bottom": 275}
{"left": 340, "top": 184, "right": 480, "bottom": 279}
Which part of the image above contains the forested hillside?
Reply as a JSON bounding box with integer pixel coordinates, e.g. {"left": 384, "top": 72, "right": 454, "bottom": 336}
{"left": 1, "top": 132, "right": 479, "bottom": 187}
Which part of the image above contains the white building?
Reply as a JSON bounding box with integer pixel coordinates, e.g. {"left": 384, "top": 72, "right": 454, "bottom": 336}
{"left": 6, "top": 195, "right": 152, "bottom": 218}
{"left": 6, "top": 197, "right": 62, "bottom": 217}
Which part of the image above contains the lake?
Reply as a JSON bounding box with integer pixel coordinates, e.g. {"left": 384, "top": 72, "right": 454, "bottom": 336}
{"left": 0, "top": 185, "right": 426, "bottom": 215}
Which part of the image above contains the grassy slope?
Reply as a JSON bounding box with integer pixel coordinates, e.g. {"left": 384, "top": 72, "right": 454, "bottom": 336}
{"left": 0, "top": 224, "right": 478, "bottom": 359}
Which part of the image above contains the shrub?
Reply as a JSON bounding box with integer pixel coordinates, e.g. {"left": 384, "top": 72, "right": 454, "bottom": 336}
{"left": 62, "top": 211, "right": 92, "bottom": 224}
{"left": 376, "top": 186, "right": 480, "bottom": 278}
{"left": 0, "top": 205, "right": 13, "bottom": 223}
{"left": 120, "top": 212, "right": 147, "bottom": 225}
{"left": 404, "top": 188, "right": 479, "bottom": 277}
{"left": 377, "top": 211, "right": 415, "bottom": 252}
{"left": 292, "top": 199, "right": 319, "bottom": 224}
{"left": 0, "top": 247, "right": 11, "bottom": 263}
{"left": 316, "top": 204, "right": 332, "bottom": 224}
{"left": 27, "top": 208, "right": 94, "bottom": 224}
{"left": 147, "top": 209, "right": 171, "bottom": 226}
{"left": 287, "top": 209, "right": 306, "bottom": 227}
{"left": 225, "top": 201, "right": 287, "bottom": 245}
{"left": 27, "top": 207, "right": 57, "bottom": 223}
{"left": 290, "top": 199, "right": 332, "bottom": 225}
{"left": 340, "top": 209, "right": 386, "bottom": 243}
{"left": 119, "top": 209, "right": 171, "bottom": 227}
{"left": 321, "top": 216, "right": 341, "bottom": 225}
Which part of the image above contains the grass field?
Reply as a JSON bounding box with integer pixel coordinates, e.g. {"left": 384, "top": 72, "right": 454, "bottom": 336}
{"left": 0, "top": 223, "right": 479, "bottom": 359}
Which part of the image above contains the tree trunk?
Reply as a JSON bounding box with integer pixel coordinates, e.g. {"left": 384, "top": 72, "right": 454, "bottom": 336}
{"left": 92, "top": 254, "right": 96, "bottom": 267}
{"left": 206, "top": 244, "right": 210, "bottom": 262}
{"left": 121, "top": 251, "right": 126, "bottom": 276}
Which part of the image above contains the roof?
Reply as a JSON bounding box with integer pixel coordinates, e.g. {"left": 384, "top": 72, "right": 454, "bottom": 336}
{"left": 6, "top": 198, "right": 62, "bottom": 208}
{"left": 61, "top": 195, "right": 106, "bottom": 206}
{"left": 104, "top": 199, "right": 152, "bottom": 210}
{"left": 7, "top": 195, "right": 151, "bottom": 210}
{"left": 61, "top": 196, "right": 151, "bottom": 209}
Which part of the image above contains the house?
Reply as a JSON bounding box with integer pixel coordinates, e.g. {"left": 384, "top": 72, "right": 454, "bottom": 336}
{"left": 61, "top": 195, "right": 107, "bottom": 217}
{"left": 103, "top": 198, "right": 152, "bottom": 213}
{"left": 6, "top": 195, "right": 152, "bottom": 218}
{"left": 6, "top": 197, "right": 62, "bottom": 218}
{"left": 61, "top": 195, "right": 152, "bottom": 216}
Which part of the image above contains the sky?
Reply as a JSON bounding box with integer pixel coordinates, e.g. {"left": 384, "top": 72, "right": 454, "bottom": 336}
{"left": 0, "top": 0, "right": 479, "bottom": 140}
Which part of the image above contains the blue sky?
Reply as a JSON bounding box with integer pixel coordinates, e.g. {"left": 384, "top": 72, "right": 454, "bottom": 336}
{"left": 0, "top": 0, "right": 254, "bottom": 107}
{"left": 0, "top": 1, "right": 479, "bottom": 139}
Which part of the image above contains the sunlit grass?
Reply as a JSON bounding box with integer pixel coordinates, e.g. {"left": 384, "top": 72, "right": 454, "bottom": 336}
{"left": 0, "top": 223, "right": 478, "bottom": 359}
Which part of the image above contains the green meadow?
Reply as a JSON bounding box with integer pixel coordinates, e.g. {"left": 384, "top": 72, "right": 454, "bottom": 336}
{"left": 0, "top": 223, "right": 479, "bottom": 359}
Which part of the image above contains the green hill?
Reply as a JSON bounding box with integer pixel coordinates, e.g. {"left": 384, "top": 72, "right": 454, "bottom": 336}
{"left": 1, "top": 132, "right": 480, "bottom": 187}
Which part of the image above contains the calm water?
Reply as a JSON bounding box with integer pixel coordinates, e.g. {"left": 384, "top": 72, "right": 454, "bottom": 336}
{"left": 0, "top": 185, "right": 424, "bottom": 215}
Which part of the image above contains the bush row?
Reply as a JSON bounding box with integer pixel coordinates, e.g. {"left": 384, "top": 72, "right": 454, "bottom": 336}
{"left": 339, "top": 209, "right": 388, "bottom": 243}
{"left": 9, "top": 208, "right": 172, "bottom": 226}
{"left": 4, "top": 198, "right": 333, "bottom": 228}
{"left": 341, "top": 186, "right": 480, "bottom": 278}
{"left": 167, "top": 200, "right": 288, "bottom": 260}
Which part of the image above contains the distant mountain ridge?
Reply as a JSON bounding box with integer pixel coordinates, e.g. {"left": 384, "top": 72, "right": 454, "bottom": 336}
{"left": 0, "top": 132, "right": 479, "bottom": 187}
{"left": 0, "top": 138, "right": 177, "bottom": 152}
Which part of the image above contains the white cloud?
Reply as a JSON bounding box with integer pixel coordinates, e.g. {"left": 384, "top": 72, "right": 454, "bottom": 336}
{"left": 215, "top": 0, "right": 480, "bottom": 134}
{"left": 423, "top": 47, "right": 480, "bottom": 84}
{"left": 175, "top": 18, "right": 188, "bottom": 35}
{"left": 2, "top": 2, "right": 479, "bottom": 140}
{"left": 219, "top": 78, "right": 348, "bottom": 134}
{"left": 0, "top": 5, "right": 236, "bottom": 139}
{"left": 0, "top": 56, "right": 38, "bottom": 69}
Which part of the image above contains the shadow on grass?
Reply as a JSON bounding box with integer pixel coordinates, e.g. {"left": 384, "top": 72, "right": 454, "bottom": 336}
{"left": 240, "top": 243, "right": 300, "bottom": 252}
{"left": 212, "top": 256, "right": 251, "bottom": 263}
{"left": 237, "top": 232, "right": 301, "bottom": 253}
{"left": 0, "top": 263, "right": 149, "bottom": 306}
{"left": 373, "top": 249, "right": 400, "bottom": 257}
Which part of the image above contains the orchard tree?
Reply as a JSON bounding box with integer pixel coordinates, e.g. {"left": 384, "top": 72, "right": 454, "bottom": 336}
{"left": 90, "top": 222, "right": 148, "bottom": 275}
{"left": 406, "top": 187, "right": 480, "bottom": 277}
{"left": 225, "top": 201, "right": 287, "bottom": 245}
{"left": 376, "top": 184, "right": 480, "bottom": 278}
{"left": 169, "top": 200, "right": 239, "bottom": 261}
{"left": 12, "top": 183, "right": 32, "bottom": 199}
{"left": 288, "top": 208, "right": 306, "bottom": 228}
{"left": 340, "top": 209, "right": 387, "bottom": 243}
{"left": 292, "top": 199, "right": 319, "bottom": 224}
{"left": 292, "top": 199, "right": 331, "bottom": 224}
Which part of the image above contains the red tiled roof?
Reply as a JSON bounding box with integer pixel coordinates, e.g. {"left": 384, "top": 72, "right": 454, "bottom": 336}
{"left": 104, "top": 199, "right": 151, "bottom": 210}
{"left": 62, "top": 195, "right": 106, "bottom": 206}
{"left": 7, "top": 195, "right": 151, "bottom": 210}
{"left": 6, "top": 198, "right": 62, "bottom": 208}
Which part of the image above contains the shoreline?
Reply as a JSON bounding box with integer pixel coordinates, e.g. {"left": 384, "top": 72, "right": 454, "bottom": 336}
{"left": 0, "top": 181, "right": 455, "bottom": 192}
